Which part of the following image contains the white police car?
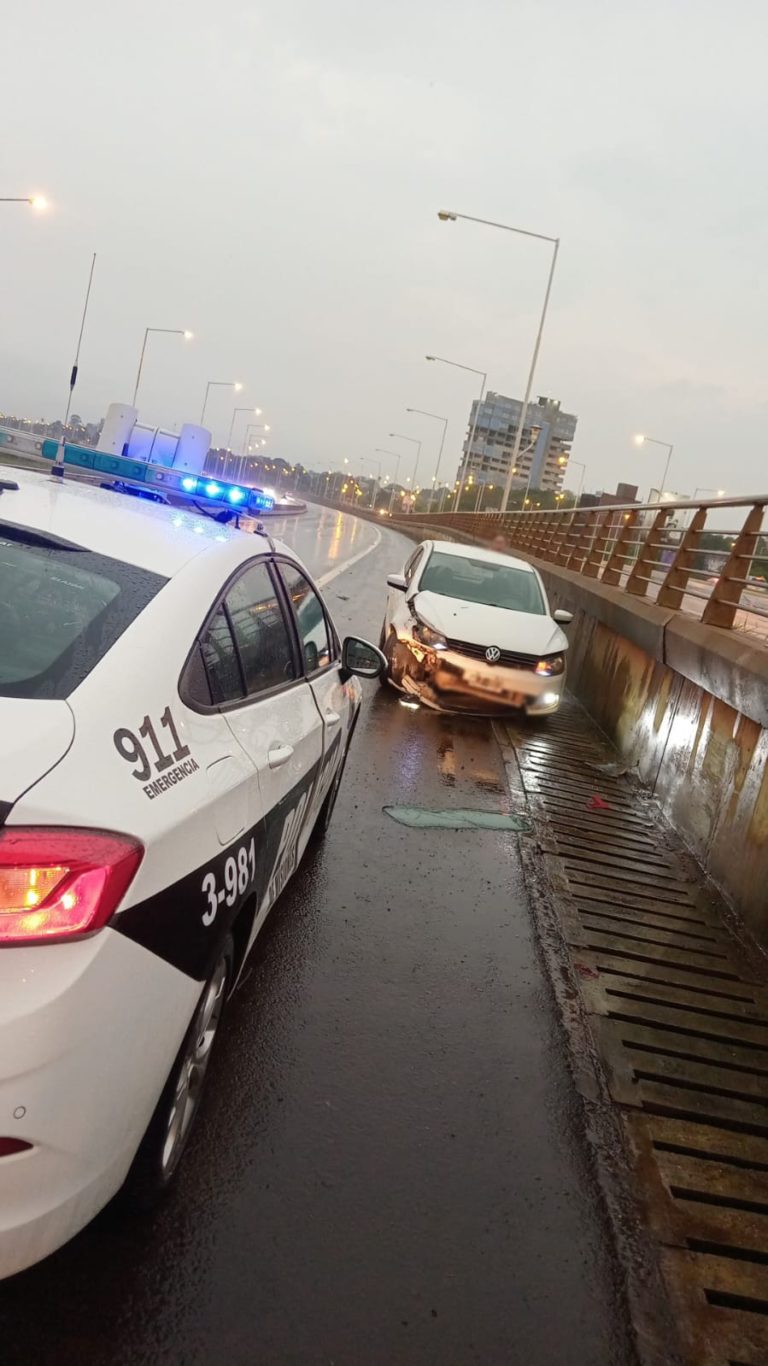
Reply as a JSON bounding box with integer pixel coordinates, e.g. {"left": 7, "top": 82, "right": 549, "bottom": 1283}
{"left": 0, "top": 462, "right": 384, "bottom": 1278}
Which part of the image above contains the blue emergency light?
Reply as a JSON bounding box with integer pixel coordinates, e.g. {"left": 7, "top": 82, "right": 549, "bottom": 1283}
{"left": 40, "top": 440, "right": 275, "bottom": 514}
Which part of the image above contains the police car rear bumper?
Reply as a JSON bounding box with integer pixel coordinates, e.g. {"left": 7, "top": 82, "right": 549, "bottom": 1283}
{"left": 0, "top": 929, "right": 199, "bottom": 1279}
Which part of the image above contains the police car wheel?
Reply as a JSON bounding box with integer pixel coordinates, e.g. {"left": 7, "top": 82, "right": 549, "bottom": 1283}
{"left": 312, "top": 741, "right": 349, "bottom": 842}
{"left": 121, "top": 937, "right": 233, "bottom": 1211}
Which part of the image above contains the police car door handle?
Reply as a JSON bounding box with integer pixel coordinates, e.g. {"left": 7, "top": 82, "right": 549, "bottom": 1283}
{"left": 268, "top": 743, "right": 294, "bottom": 769}
{"left": 324, "top": 710, "right": 341, "bottom": 725}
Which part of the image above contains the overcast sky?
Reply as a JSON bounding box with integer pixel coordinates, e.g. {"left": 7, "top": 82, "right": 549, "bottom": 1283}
{"left": 3, "top": 0, "right": 767, "bottom": 498}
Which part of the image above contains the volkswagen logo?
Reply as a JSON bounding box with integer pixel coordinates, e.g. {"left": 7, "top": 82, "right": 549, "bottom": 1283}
{"left": 485, "top": 646, "right": 501, "bottom": 664}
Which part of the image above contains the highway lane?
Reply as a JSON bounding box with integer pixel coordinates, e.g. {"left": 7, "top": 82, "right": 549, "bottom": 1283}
{"left": 0, "top": 506, "right": 635, "bottom": 1366}
{"left": 260, "top": 502, "right": 381, "bottom": 580}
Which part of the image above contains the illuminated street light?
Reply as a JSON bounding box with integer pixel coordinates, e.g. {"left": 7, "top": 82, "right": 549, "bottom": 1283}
{"left": 133, "top": 327, "right": 194, "bottom": 407}
{"left": 1, "top": 194, "right": 48, "bottom": 210}
{"left": 634, "top": 433, "right": 674, "bottom": 498}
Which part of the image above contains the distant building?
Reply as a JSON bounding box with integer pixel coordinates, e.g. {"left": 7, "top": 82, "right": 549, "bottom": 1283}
{"left": 599, "top": 482, "right": 639, "bottom": 506}
{"left": 579, "top": 482, "right": 640, "bottom": 509}
{"left": 460, "top": 392, "right": 578, "bottom": 491}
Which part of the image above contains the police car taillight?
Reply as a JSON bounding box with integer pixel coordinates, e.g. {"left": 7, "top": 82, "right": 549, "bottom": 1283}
{"left": 0, "top": 829, "right": 143, "bottom": 945}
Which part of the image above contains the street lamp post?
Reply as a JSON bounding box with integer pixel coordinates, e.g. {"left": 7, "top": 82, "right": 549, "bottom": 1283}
{"left": 1, "top": 195, "right": 48, "bottom": 210}
{"left": 360, "top": 456, "right": 382, "bottom": 508}
{"left": 634, "top": 434, "right": 674, "bottom": 499}
{"left": 474, "top": 481, "right": 496, "bottom": 513}
{"left": 436, "top": 211, "right": 560, "bottom": 513}
{"left": 332, "top": 458, "right": 350, "bottom": 499}
{"left": 375, "top": 448, "right": 402, "bottom": 513}
{"left": 560, "top": 456, "right": 586, "bottom": 504}
{"left": 133, "top": 327, "right": 193, "bottom": 408}
{"left": 226, "top": 405, "right": 262, "bottom": 458}
{"left": 425, "top": 355, "right": 487, "bottom": 508}
{"left": 389, "top": 433, "right": 422, "bottom": 511}
{"left": 239, "top": 424, "right": 270, "bottom": 481}
{"left": 201, "top": 379, "right": 242, "bottom": 428}
{"left": 406, "top": 408, "right": 448, "bottom": 510}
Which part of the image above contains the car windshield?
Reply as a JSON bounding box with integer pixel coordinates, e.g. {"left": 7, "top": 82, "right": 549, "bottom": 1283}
{"left": 419, "top": 551, "right": 545, "bottom": 615}
{"left": 0, "top": 524, "right": 167, "bottom": 699}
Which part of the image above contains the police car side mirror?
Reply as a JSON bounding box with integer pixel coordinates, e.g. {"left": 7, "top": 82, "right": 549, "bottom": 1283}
{"left": 341, "top": 636, "right": 387, "bottom": 680}
{"left": 387, "top": 573, "right": 407, "bottom": 591}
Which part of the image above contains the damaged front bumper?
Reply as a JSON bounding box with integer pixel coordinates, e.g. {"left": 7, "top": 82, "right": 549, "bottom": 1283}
{"left": 388, "top": 637, "right": 565, "bottom": 717}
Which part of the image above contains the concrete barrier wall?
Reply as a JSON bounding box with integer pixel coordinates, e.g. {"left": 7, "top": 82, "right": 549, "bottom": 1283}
{"left": 535, "top": 563, "right": 768, "bottom": 945}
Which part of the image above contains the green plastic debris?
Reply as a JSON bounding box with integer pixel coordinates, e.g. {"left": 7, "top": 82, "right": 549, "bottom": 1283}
{"left": 383, "top": 806, "right": 531, "bottom": 832}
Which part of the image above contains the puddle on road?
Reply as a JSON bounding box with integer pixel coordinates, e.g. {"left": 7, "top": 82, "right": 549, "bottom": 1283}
{"left": 383, "top": 806, "right": 532, "bottom": 832}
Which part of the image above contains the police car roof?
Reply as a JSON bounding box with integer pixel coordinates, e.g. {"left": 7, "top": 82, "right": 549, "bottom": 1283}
{"left": 0, "top": 463, "right": 273, "bottom": 577}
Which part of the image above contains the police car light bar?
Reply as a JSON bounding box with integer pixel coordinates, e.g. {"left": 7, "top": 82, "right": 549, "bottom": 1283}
{"left": 40, "top": 440, "right": 275, "bottom": 513}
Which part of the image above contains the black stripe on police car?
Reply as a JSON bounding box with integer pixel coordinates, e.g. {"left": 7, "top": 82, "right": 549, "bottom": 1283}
{"left": 113, "top": 729, "right": 342, "bottom": 980}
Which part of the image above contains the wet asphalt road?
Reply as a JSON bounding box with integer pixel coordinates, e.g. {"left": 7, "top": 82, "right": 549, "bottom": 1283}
{"left": 0, "top": 507, "right": 634, "bottom": 1366}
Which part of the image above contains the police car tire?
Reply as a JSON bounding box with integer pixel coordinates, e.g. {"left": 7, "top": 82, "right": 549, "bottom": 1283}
{"left": 119, "top": 936, "right": 234, "bottom": 1213}
{"left": 312, "top": 738, "right": 350, "bottom": 843}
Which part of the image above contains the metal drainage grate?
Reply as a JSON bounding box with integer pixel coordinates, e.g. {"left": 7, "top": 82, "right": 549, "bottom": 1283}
{"left": 502, "top": 699, "right": 768, "bottom": 1366}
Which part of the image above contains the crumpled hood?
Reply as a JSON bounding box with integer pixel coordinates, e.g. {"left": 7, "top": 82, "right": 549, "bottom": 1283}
{"left": 0, "top": 698, "right": 75, "bottom": 809}
{"left": 413, "top": 591, "right": 568, "bottom": 655}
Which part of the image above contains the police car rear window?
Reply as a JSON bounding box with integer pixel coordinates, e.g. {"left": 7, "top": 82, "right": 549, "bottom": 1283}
{"left": 0, "top": 529, "right": 167, "bottom": 699}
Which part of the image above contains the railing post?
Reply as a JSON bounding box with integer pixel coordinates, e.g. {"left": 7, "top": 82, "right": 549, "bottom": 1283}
{"left": 583, "top": 509, "right": 613, "bottom": 578}
{"left": 625, "top": 508, "right": 670, "bottom": 598}
{"left": 529, "top": 512, "right": 556, "bottom": 558}
{"left": 551, "top": 512, "right": 574, "bottom": 564}
{"left": 517, "top": 512, "right": 537, "bottom": 553}
{"left": 565, "top": 510, "right": 596, "bottom": 574}
{"left": 702, "top": 503, "right": 764, "bottom": 628}
{"left": 601, "top": 510, "right": 639, "bottom": 586}
{"left": 656, "top": 507, "right": 707, "bottom": 609}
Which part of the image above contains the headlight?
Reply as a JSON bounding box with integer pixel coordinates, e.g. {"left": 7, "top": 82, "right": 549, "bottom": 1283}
{"left": 535, "top": 654, "right": 565, "bottom": 676}
{"left": 412, "top": 616, "right": 448, "bottom": 651}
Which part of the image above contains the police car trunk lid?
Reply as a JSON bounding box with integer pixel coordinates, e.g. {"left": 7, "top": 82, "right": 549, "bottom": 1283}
{"left": 0, "top": 699, "right": 74, "bottom": 813}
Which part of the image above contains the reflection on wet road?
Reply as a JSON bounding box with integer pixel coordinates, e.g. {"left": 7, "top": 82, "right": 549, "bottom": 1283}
{"left": 265, "top": 503, "right": 379, "bottom": 578}
{"left": 0, "top": 507, "right": 634, "bottom": 1366}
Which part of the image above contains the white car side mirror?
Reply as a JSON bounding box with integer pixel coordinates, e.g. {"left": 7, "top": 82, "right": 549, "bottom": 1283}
{"left": 553, "top": 608, "right": 573, "bottom": 624}
{"left": 387, "top": 573, "right": 407, "bottom": 591}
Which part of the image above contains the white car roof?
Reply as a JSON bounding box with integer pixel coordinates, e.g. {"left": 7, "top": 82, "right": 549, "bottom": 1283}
{"left": 0, "top": 463, "right": 273, "bottom": 577}
{"left": 426, "top": 539, "right": 535, "bottom": 576}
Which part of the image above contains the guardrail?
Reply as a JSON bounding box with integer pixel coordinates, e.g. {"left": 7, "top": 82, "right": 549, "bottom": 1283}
{"left": 389, "top": 496, "right": 768, "bottom": 640}
{"left": 0, "top": 423, "right": 51, "bottom": 457}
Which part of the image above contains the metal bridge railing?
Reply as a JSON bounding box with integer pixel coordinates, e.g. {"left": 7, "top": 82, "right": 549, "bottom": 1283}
{"left": 394, "top": 496, "right": 768, "bottom": 642}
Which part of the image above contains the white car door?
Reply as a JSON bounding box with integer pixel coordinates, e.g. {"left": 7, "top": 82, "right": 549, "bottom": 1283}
{"left": 215, "top": 558, "right": 324, "bottom": 939}
{"left": 274, "top": 557, "right": 352, "bottom": 816}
